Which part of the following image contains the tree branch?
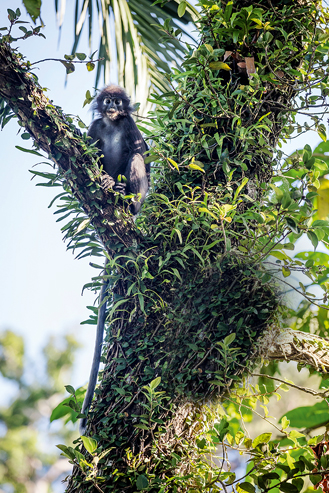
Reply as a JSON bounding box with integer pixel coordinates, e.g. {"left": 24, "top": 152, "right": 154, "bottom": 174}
{"left": 259, "top": 327, "right": 329, "bottom": 371}
{"left": 0, "top": 40, "right": 138, "bottom": 254}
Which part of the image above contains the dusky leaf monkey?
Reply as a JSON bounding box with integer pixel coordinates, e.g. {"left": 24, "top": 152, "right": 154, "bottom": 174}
{"left": 79, "top": 86, "right": 150, "bottom": 435}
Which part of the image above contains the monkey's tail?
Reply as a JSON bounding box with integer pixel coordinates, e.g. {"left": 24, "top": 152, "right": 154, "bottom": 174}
{"left": 79, "top": 262, "right": 109, "bottom": 436}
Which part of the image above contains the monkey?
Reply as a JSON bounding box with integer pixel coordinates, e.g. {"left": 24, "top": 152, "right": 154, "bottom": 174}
{"left": 87, "top": 84, "right": 150, "bottom": 215}
{"left": 79, "top": 86, "right": 150, "bottom": 435}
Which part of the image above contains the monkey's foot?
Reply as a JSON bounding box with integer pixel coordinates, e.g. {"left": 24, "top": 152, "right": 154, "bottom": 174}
{"left": 101, "top": 174, "right": 115, "bottom": 190}
{"left": 113, "top": 182, "right": 127, "bottom": 195}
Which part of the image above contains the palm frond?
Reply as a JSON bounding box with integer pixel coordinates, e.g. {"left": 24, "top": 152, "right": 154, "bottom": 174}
{"left": 54, "top": 0, "right": 199, "bottom": 113}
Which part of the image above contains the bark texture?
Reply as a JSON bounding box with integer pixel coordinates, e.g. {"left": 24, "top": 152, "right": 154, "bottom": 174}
{"left": 263, "top": 328, "right": 329, "bottom": 371}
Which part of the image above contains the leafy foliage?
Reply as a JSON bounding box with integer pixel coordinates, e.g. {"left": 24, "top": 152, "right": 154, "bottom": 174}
{"left": 0, "top": 330, "right": 79, "bottom": 492}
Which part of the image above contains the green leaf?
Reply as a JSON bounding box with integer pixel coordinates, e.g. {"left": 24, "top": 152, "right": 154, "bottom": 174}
{"left": 81, "top": 436, "right": 98, "bottom": 454}
{"left": 224, "top": 1, "right": 233, "bottom": 22}
{"left": 252, "top": 432, "right": 272, "bottom": 447}
{"left": 295, "top": 251, "right": 329, "bottom": 267}
{"left": 136, "top": 474, "right": 149, "bottom": 490}
{"left": 209, "top": 61, "right": 231, "bottom": 71}
{"left": 86, "top": 62, "right": 95, "bottom": 72}
{"left": 56, "top": 444, "right": 75, "bottom": 460}
{"left": 286, "top": 217, "right": 298, "bottom": 233}
{"left": 60, "top": 60, "right": 75, "bottom": 74}
{"left": 168, "top": 158, "right": 179, "bottom": 171}
{"left": 310, "top": 474, "right": 323, "bottom": 486}
{"left": 214, "top": 419, "right": 229, "bottom": 440}
{"left": 138, "top": 293, "right": 145, "bottom": 313}
{"left": 7, "top": 9, "right": 16, "bottom": 20}
{"left": 314, "top": 158, "right": 328, "bottom": 170}
{"left": 134, "top": 423, "right": 149, "bottom": 430}
{"left": 288, "top": 430, "right": 304, "bottom": 440}
{"left": 307, "top": 231, "right": 318, "bottom": 250}
{"left": 269, "top": 184, "right": 284, "bottom": 201}
{"left": 292, "top": 478, "right": 304, "bottom": 492}
{"left": 312, "top": 219, "right": 329, "bottom": 228}
{"left": 74, "top": 449, "right": 85, "bottom": 463}
{"left": 281, "top": 401, "right": 329, "bottom": 429}
{"left": 318, "top": 128, "right": 327, "bottom": 142}
{"left": 50, "top": 388, "right": 86, "bottom": 423}
{"left": 270, "top": 251, "right": 290, "bottom": 261}
{"left": 239, "top": 482, "right": 255, "bottom": 493}
{"left": 280, "top": 483, "right": 299, "bottom": 493}
{"left": 15, "top": 146, "right": 43, "bottom": 156}
{"left": 204, "top": 43, "right": 213, "bottom": 53}
{"left": 223, "top": 333, "right": 236, "bottom": 346}
{"left": 178, "top": 2, "right": 187, "bottom": 17}
{"left": 189, "top": 163, "right": 205, "bottom": 172}
{"left": 233, "top": 177, "right": 248, "bottom": 202}
{"left": 65, "top": 385, "right": 76, "bottom": 395}
{"left": 22, "top": 0, "right": 41, "bottom": 22}
{"left": 76, "top": 52, "right": 87, "bottom": 60}
{"left": 150, "top": 377, "right": 161, "bottom": 390}
{"left": 199, "top": 207, "right": 217, "bottom": 220}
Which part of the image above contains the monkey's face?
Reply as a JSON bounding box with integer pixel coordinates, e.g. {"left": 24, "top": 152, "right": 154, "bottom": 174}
{"left": 102, "top": 96, "right": 125, "bottom": 121}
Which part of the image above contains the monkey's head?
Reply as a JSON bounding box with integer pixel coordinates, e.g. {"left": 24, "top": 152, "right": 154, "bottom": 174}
{"left": 96, "top": 85, "right": 134, "bottom": 121}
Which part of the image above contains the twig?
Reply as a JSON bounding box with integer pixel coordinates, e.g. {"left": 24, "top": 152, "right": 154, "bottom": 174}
{"left": 30, "top": 57, "right": 104, "bottom": 66}
{"left": 251, "top": 372, "right": 329, "bottom": 397}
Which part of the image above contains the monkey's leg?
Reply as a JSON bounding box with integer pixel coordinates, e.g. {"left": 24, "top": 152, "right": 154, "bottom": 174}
{"left": 125, "top": 153, "right": 149, "bottom": 215}
{"left": 113, "top": 181, "right": 127, "bottom": 195}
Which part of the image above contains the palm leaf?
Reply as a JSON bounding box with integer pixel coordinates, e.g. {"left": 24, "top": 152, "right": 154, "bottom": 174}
{"left": 54, "top": 0, "right": 199, "bottom": 113}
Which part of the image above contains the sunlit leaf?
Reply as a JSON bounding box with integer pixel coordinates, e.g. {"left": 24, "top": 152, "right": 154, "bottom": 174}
{"left": 81, "top": 436, "right": 98, "bottom": 453}
{"left": 209, "top": 61, "right": 231, "bottom": 70}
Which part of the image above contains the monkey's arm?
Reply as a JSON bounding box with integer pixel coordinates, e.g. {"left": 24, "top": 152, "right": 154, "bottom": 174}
{"left": 88, "top": 119, "right": 116, "bottom": 190}
{"left": 87, "top": 118, "right": 104, "bottom": 143}
{"left": 79, "top": 262, "right": 109, "bottom": 436}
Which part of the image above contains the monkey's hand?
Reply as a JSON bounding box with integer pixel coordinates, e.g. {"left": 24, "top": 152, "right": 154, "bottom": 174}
{"left": 101, "top": 174, "right": 116, "bottom": 190}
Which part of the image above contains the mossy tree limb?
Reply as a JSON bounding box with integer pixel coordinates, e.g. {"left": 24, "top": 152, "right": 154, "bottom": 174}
{"left": 0, "top": 41, "right": 139, "bottom": 251}
{"left": 261, "top": 327, "right": 329, "bottom": 371}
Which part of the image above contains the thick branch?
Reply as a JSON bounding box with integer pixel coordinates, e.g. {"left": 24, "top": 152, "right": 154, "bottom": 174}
{"left": 260, "top": 327, "right": 329, "bottom": 371}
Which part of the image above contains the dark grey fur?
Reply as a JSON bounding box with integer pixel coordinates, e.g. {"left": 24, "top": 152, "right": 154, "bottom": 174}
{"left": 88, "top": 85, "right": 150, "bottom": 214}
